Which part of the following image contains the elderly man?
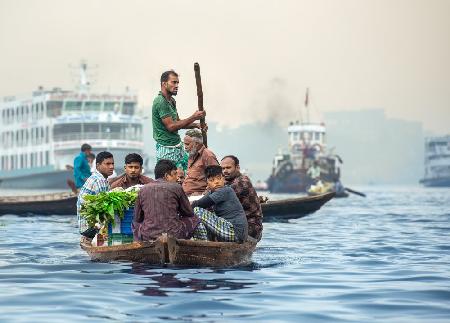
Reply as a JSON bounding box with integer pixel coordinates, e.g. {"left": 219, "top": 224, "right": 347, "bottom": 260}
{"left": 221, "top": 155, "right": 263, "bottom": 241}
{"left": 182, "top": 129, "right": 219, "bottom": 196}
{"left": 152, "top": 70, "right": 206, "bottom": 170}
{"left": 110, "top": 153, "right": 153, "bottom": 189}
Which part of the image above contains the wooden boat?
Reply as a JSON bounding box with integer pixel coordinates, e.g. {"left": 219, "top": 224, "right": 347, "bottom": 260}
{"left": 80, "top": 234, "right": 257, "bottom": 267}
{"left": 0, "top": 191, "right": 77, "bottom": 215}
{"left": 261, "top": 191, "right": 335, "bottom": 221}
{"left": 0, "top": 191, "right": 334, "bottom": 220}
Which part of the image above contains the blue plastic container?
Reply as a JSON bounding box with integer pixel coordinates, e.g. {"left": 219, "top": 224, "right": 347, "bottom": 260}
{"left": 108, "top": 207, "right": 134, "bottom": 235}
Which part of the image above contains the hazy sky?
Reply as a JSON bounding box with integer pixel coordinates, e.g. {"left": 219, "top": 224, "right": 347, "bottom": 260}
{"left": 1, "top": 0, "right": 449, "bottom": 134}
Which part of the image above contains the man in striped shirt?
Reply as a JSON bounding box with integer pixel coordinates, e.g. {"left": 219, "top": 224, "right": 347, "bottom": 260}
{"left": 77, "top": 151, "right": 115, "bottom": 235}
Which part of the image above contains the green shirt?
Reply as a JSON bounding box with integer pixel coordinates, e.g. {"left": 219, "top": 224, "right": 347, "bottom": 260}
{"left": 152, "top": 92, "right": 181, "bottom": 146}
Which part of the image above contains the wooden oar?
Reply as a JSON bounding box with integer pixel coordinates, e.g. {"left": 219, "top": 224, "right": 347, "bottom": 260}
{"left": 345, "top": 187, "right": 366, "bottom": 197}
{"left": 194, "top": 62, "right": 207, "bottom": 147}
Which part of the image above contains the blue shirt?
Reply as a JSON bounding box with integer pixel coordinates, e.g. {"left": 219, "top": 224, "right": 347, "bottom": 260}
{"left": 77, "top": 170, "right": 110, "bottom": 233}
{"left": 73, "top": 152, "right": 91, "bottom": 188}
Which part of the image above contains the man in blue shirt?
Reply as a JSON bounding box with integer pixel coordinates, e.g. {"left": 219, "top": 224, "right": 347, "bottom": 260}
{"left": 74, "top": 143, "right": 92, "bottom": 189}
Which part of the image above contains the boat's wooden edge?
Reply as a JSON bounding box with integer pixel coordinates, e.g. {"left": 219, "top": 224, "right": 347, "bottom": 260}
{"left": 0, "top": 191, "right": 77, "bottom": 204}
{"left": 263, "top": 191, "right": 335, "bottom": 206}
{"left": 80, "top": 235, "right": 257, "bottom": 252}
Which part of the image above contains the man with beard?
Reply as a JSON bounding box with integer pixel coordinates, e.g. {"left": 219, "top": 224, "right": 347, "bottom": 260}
{"left": 221, "top": 155, "right": 263, "bottom": 241}
{"left": 182, "top": 129, "right": 219, "bottom": 196}
{"left": 110, "top": 153, "right": 153, "bottom": 189}
{"left": 152, "top": 70, "right": 206, "bottom": 171}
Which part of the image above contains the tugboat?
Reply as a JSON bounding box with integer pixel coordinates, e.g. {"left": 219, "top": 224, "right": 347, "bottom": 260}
{"left": 420, "top": 135, "right": 450, "bottom": 187}
{"left": 267, "top": 89, "right": 343, "bottom": 194}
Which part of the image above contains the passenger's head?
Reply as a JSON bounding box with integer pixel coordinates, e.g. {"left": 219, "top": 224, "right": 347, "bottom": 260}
{"left": 81, "top": 143, "right": 92, "bottom": 155}
{"left": 96, "top": 151, "right": 114, "bottom": 178}
{"left": 221, "top": 155, "right": 240, "bottom": 181}
{"left": 176, "top": 168, "right": 185, "bottom": 185}
{"left": 154, "top": 159, "right": 178, "bottom": 183}
{"left": 124, "top": 153, "right": 143, "bottom": 179}
{"left": 160, "top": 70, "right": 179, "bottom": 96}
{"left": 184, "top": 129, "right": 203, "bottom": 157}
{"left": 205, "top": 165, "right": 225, "bottom": 192}
{"left": 87, "top": 153, "right": 96, "bottom": 166}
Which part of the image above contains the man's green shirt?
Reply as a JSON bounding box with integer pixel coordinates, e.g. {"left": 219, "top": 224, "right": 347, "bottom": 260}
{"left": 152, "top": 92, "right": 181, "bottom": 146}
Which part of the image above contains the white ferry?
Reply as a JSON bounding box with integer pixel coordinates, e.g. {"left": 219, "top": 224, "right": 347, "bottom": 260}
{"left": 420, "top": 135, "right": 450, "bottom": 187}
{"left": 0, "top": 62, "right": 144, "bottom": 189}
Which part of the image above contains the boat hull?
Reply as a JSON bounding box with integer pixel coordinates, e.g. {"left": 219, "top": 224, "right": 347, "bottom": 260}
{"left": 80, "top": 234, "right": 257, "bottom": 267}
{"left": 420, "top": 177, "right": 450, "bottom": 187}
{"left": 261, "top": 192, "right": 335, "bottom": 221}
{"left": 0, "top": 192, "right": 77, "bottom": 215}
{"left": 0, "top": 170, "right": 73, "bottom": 189}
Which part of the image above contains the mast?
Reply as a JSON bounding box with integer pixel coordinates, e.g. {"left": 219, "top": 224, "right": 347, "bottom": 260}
{"left": 305, "top": 87, "right": 310, "bottom": 124}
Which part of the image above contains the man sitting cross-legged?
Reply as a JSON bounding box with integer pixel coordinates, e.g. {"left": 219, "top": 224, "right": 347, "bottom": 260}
{"left": 132, "top": 159, "right": 207, "bottom": 241}
{"left": 191, "top": 165, "right": 248, "bottom": 243}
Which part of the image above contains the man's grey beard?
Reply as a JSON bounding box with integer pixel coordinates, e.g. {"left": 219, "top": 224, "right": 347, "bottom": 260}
{"left": 188, "top": 148, "right": 199, "bottom": 158}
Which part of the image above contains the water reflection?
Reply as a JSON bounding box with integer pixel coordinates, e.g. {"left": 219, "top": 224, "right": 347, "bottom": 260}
{"left": 127, "top": 263, "right": 257, "bottom": 297}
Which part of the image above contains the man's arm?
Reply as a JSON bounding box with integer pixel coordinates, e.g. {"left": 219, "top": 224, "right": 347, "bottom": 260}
{"left": 162, "top": 110, "right": 205, "bottom": 133}
{"left": 133, "top": 194, "right": 144, "bottom": 223}
{"left": 178, "top": 187, "right": 195, "bottom": 217}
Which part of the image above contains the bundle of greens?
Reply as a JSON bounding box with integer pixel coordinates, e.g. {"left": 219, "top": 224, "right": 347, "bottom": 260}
{"left": 80, "top": 191, "right": 138, "bottom": 228}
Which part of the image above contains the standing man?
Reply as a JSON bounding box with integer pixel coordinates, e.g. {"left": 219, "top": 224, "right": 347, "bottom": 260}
{"left": 77, "top": 151, "right": 115, "bottom": 236}
{"left": 132, "top": 159, "right": 207, "bottom": 241}
{"left": 73, "top": 143, "right": 92, "bottom": 189}
{"left": 152, "top": 70, "right": 206, "bottom": 170}
{"left": 110, "top": 153, "right": 153, "bottom": 190}
{"left": 221, "top": 155, "right": 263, "bottom": 241}
{"left": 182, "top": 129, "right": 219, "bottom": 196}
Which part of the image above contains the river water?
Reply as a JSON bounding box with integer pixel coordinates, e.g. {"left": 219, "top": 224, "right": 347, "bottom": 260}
{"left": 0, "top": 186, "right": 449, "bottom": 322}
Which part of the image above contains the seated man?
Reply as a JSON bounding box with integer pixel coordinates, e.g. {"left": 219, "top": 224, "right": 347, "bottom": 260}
{"left": 221, "top": 155, "right": 263, "bottom": 241}
{"left": 132, "top": 159, "right": 207, "bottom": 241}
{"left": 110, "top": 153, "right": 153, "bottom": 189}
{"left": 77, "top": 151, "right": 115, "bottom": 236}
{"left": 176, "top": 168, "right": 185, "bottom": 185}
{"left": 307, "top": 160, "right": 321, "bottom": 183}
{"left": 192, "top": 165, "right": 248, "bottom": 243}
{"left": 182, "top": 129, "right": 219, "bottom": 196}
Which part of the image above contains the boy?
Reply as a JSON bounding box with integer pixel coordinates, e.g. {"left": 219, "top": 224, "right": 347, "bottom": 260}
{"left": 191, "top": 165, "right": 248, "bottom": 243}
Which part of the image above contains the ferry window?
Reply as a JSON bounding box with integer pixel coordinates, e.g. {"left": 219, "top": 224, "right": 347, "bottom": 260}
{"left": 65, "top": 101, "right": 82, "bottom": 111}
{"left": 46, "top": 101, "right": 63, "bottom": 117}
{"left": 101, "top": 124, "right": 121, "bottom": 138}
{"left": 123, "top": 102, "right": 135, "bottom": 115}
{"left": 45, "top": 126, "right": 49, "bottom": 143}
{"left": 104, "top": 102, "right": 119, "bottom": 112}
{"left": 84, "top": 101, "right": 101, "bottom": 111}
{"left": 54, "top": 123, "right": 81, "bottom": 136}
{"left": 45, "top": 151, "right": 49, "bottom": 166}
{"left": 84, "top": 123, "right": 100, "bottom": 133}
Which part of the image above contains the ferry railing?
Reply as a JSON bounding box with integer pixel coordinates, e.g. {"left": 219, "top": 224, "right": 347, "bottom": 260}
{"left": 53, "top": 132, "right": 141, "bottom": 142}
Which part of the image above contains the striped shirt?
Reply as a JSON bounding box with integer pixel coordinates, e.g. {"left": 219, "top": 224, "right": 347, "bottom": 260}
{"left": 77, "top": 170, "right": 110, "bottom": 233}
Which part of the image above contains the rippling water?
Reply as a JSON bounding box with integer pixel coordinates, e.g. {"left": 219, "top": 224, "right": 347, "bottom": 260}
{"left": 1, "top": 186, "right": 450, "bottom": 322}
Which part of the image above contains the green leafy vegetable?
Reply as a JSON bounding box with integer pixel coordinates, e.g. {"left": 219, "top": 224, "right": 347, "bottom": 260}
{"left": 80, "top": 191, "right": 138, "bottom": 228}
